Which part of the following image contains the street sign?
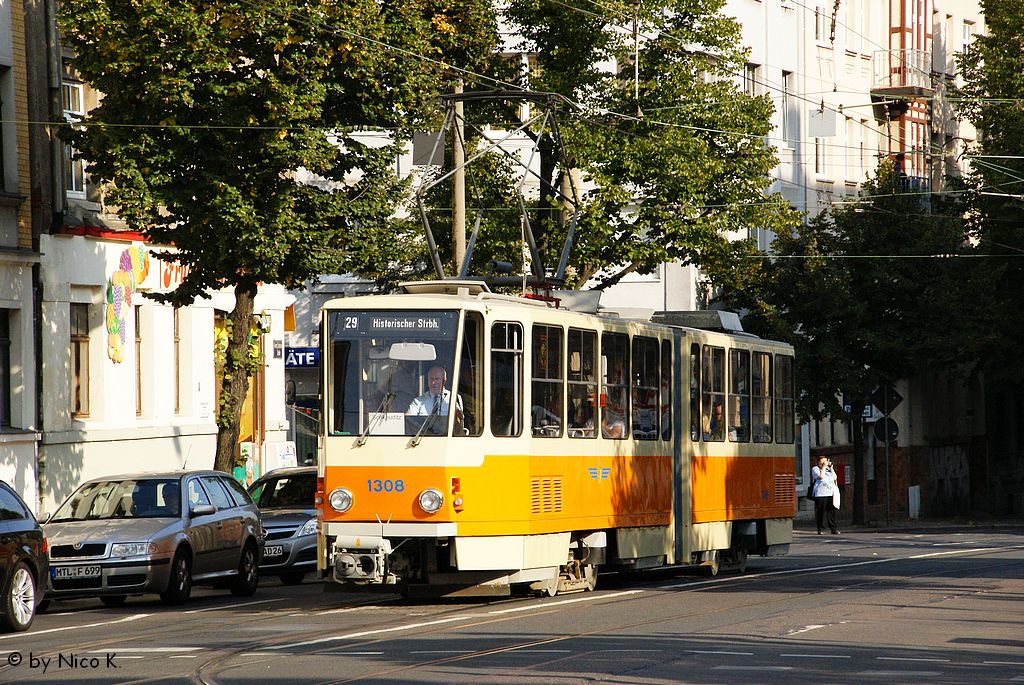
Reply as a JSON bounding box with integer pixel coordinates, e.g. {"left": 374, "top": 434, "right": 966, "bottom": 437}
{"left": 285, "top": 347, "right": 320, "bottom": 368}
{"left": 871, "top": 383, "right": 903, "bottom": 415}
{"left": 873, "top": 417, "right": 899, "bottom": 444}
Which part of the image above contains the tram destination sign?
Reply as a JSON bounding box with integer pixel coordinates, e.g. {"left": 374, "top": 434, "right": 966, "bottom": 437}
{"left": 331, "top": 310, "right": 457, "bottom": 339}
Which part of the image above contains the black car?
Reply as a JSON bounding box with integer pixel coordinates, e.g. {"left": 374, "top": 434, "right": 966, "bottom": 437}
{"left": 247, "top": 467, "right": 317, "bottom": 584}
{"left": 0, "top": 480, "right": 48, "bottom": 632}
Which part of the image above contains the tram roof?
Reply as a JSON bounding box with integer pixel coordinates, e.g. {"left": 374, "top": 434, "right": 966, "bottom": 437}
{"left": 320, "top": 280, "right": 791, "bottom": 350}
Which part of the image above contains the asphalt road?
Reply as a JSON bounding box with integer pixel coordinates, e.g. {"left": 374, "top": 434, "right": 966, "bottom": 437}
{"left": 1, "top": 525, "right": 1022, "bottom": 684}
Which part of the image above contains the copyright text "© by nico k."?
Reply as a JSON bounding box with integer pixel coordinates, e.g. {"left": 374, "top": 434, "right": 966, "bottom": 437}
{"left": 6, "top": 651, "right": 119, "bottom": 673}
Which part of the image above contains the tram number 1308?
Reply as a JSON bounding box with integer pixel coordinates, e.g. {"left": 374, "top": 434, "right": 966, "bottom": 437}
{"left": 367, "top": 479, "right": 405, "bottom": 493}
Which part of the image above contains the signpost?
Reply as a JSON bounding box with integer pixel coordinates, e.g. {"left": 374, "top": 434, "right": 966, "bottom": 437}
{"left": 871, "top": 383, "right": 903, "bottom": 524}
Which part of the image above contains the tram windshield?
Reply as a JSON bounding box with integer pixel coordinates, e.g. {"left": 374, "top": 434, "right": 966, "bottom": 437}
{"left": 327, "top": 310, "right": 460, "bottom": 438}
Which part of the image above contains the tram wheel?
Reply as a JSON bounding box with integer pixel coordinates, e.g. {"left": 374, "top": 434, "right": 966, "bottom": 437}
{"left": 702, "top": 551, "right": 720, "bottom": 577}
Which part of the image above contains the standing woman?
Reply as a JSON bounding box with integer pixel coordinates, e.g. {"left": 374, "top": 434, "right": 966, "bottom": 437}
{"left": 812, "top": 456, "right": 839, "bottom": 534}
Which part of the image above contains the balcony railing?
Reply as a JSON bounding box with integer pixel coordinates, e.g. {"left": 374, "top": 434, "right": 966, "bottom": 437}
{"left": 872, "top": 49, "right": 933, "bottom": 98}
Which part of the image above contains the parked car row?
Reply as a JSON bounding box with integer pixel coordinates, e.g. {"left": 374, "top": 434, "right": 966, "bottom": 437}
{"left": 0, "top": 465, "right": 317, "bottom": 633}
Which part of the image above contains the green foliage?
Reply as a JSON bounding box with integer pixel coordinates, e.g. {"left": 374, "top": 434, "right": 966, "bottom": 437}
{"left": 60, "top": 0, "right": 498, "bottom": 304}
{"left": 953, "top": 0, "right": 1024, "bottom": 384}
{"left": 500, "top": 0, "right": 799, "bottom": 287}
{"left": 711, "top": 162, "right": 971, "bottom": 422}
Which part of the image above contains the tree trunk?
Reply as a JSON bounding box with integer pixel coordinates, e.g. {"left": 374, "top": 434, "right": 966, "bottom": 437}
{"left": 213, "top": 284, "right": 257, "bottom": 473}
{"left": 850, "top": 400, "right": 866, "bottom": 525}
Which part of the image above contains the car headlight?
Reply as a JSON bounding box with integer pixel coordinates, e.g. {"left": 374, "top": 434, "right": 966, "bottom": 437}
{"left": 110, "top": 542, "right": 156, "bottom": 557}
{"left": 329, "top": 488, "right": 353, "bottom": 513}
{"left": 297, "top": 517, "right": 318, "bottom": 537}
{"left": 417, "top": 488, "right": 444, "bottom": 514}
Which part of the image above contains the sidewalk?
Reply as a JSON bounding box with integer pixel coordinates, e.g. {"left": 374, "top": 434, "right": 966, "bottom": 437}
{"left": 794, "top": 515, "right": 1024, "bottom": 535}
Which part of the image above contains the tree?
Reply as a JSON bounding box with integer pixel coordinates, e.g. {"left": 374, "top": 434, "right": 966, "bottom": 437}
{"left": 954, "top": 0, "right": 1024, "bottom": 385}
{"left": 710, "top": 162, "right": 971, "bottom": 524}
{"left": 61, "top": 0, "right": 496, "bottom": 473}
{"left": 503, "top": 0, "right": 800, "bottom": 287}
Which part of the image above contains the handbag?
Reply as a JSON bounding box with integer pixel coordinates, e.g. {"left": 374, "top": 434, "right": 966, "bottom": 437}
{"left": 806, "top": 484, "right": 814, "bottom": 499}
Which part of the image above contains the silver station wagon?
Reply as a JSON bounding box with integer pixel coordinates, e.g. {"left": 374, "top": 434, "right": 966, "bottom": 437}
{"left": 43, "top": 470, "right": 262, "bottom": 607}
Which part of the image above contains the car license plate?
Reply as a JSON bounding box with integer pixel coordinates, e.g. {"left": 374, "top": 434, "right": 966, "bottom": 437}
{"left": 52, "top": 565, "right": 102, "bottom": 580}
{"left": 264, "top": 545, "right": 284, "bottom": 557}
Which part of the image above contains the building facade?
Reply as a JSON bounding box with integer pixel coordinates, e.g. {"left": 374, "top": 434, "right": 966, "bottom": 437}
{"left": 0, "top": 0, "right": 40, "bottom": 507}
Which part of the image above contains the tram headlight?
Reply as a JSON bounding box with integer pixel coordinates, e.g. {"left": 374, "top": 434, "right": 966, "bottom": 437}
{"left": 329, "top": 488, "right": 353, "bottom": 513}
{"left": 417, "top": 488, "right": 444, "bottom": 514}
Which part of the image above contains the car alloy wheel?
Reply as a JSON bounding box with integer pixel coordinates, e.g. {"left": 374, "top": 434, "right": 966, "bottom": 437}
{"left": 1, "top": 562, "right": 36, "bottom": 632}
{"left": 160, "top": 550, "right": 192, "bottom": 605}
{"left": 230, "top": 544, "right": 259, "bottom": 597}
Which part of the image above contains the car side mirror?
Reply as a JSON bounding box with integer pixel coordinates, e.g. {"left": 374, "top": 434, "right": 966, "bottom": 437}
{"left": 191, "top": 504, "right": 216, "bottom": 517}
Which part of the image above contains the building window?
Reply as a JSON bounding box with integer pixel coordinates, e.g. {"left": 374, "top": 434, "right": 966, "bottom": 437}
{"left": 962, "top": 20, "right": 975, "bottom": 53}
{"left": 135, "top": 305, "right": 143, "bottom": 416}
{"left": 815, "top": 4, "right": 831, "bottom": 45}
{"left": 743, "top": 63, "right": 760, "bottom": 96}
{"left": 781, "top": 70, "right": 793, "bottom": 143}
{"left": 62, "top": 81, "right": 86, "bottom": 198}
{"left": 70, "top": 303, "right": 90, "bottom": 417}
{"left": 0, "top": 310, "right": 10, "bottom": 428}
{"left": 815, "top": 138, "right": 827, "bottom": 176}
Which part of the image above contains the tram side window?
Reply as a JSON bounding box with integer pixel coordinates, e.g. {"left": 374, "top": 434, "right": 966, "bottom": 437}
{"left": 568, "top": 328, "right": 597, "bottom": 438}
{"left": 631, "top": 336, "right": 659, "bottom": 440}
{"left": 601, "top": 332, "right": 629, "bottom": 439}
{"left": 661, "top": 340, "right": 672, "bottom": 441}
{"left": 689, "top": 343, "right": 700, "bottom": 440}
{"left": 752, "top": 352, "right": 773, "bottom": 442}
{"left": 331, "top": 340, "right": 357, "bottom": 435}
{"left": 728, "top": 349, "right": 750, "bottom": 442}
{"left": 701, "top": 346, "right": 725, "bottom": 441}
{"left": 531, "top": 325, "right": 564, "bottom": 437}
{"left": 491, "top": 322, "right": 523, "bottom": 437}
{"left": 456, "top": 313, "right": 484, "bottom": 437}
{"left": 775, "top": 354, "right": 795, "bottom": 443}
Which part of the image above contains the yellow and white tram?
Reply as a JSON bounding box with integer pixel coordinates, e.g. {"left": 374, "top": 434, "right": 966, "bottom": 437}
{"left": 315, "top": 281, "right": 796, "bottom": 597}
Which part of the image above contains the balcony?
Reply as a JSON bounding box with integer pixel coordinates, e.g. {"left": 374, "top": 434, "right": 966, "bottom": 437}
{"left": 871, "top": 49, "right": 933, "bottom": 99}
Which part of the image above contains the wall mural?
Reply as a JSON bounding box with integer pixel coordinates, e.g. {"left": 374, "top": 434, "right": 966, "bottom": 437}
{"left": 106, "top": 246, "right": 150, "bottom": 363}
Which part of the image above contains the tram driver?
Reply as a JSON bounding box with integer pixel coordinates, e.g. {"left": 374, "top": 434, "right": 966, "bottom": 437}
{"left": 406, "top": 364, "right": 464, "bottom": 426}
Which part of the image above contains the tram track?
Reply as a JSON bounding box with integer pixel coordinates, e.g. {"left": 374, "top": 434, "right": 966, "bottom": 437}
{"left": 4, "top": 542, "right": 1017, "bottom": 684}
{"left": 190, "top": 545, "right": 1022, "bottom": 685}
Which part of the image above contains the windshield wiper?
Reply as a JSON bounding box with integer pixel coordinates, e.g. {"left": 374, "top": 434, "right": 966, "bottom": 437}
{"left": 356, "top": 392, "right": 395, "bottom": 447}
{"left": 410, "top": 408, "right": 445, "bottom": 447}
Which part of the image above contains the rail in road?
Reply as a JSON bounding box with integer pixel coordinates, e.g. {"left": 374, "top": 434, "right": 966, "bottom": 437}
{"left": 1, "top": 528, "right": 1022, "bottom": 684}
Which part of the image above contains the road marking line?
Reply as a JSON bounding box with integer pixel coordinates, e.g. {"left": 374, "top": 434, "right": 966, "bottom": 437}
{"left": 88, "top": 647, "right": 203, "bottom": 653}
{"left": 858, "top": 671, "right": 942, "bottom": 677}
{"left": 485, "top": 590, "right": 644, "bottom": 615}
{"left": 409, "top": 651, "right": 476, "bottom": 655}
{"left": 321, "top": 651, "right": 385, "bottom": 656}
{"left": 184, "top": 598, "right": 283, "bottom": 613}
{"left": 780, "top": 654, "right": 851, "bottom": 659}
{"left": 787, "top": 625, "right": 827, "bottom": 635}
{"left": 878, "top": 656, "right": 950, "bottom": 662}
{"left": 0, "top": 613, "right": 151, "bottom": 640}
{"left": 316, "top": 605, "right": 388, "bottom": 615}
{"left": 713, "top": 666, "right": 791, "bottom": 671}
{"left": 909, "top": 548, "right": 997, "bottom": 559}
{"left": 985, "top": 661, "right": 1024, "bottom": 665}
{"left": 268, "top": 614, "right": 486, "bottom": 650}
{"left": 687, "top": 650, "right": 754, "bottom": 656}
{"left": 170, "top": 656, "right": 200, "bottom": 659}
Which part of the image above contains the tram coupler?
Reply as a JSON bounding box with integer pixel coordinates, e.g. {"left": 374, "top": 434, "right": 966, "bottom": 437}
{"left": 332, "top": 535, "right": 394, "bottom": 585}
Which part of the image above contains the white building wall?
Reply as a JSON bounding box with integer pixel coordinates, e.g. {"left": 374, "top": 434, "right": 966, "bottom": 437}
{"left": 38, "top": 233, "right": 293, "bottom": 513}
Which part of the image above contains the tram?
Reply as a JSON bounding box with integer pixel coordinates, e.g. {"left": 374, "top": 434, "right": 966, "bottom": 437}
{"left": 315, "top": 280, "right": 796, "bottom": 597}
